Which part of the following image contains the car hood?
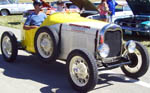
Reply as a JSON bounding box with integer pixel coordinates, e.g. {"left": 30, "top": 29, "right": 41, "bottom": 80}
{"left": 70, "top": 0, "right": 98, "bottom": 11}
{"left": 127, "top": 0, "right": 150, "bottom": 15}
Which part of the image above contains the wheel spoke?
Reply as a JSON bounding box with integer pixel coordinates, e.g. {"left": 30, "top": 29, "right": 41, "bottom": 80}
{"left": 70, "top": 56, "right": 89, "bottom": 87}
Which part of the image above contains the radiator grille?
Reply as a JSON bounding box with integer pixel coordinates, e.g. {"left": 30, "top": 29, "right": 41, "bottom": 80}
{"left": 104, "top": 31, "right": 122, "bottom": 57}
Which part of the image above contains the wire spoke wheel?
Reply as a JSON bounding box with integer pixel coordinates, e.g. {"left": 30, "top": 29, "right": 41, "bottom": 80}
{"left": 70, "top": 56, "right": 90, "bottom": 87}
{"left": 67, "top": 50, "right": 98, "bottom": 92}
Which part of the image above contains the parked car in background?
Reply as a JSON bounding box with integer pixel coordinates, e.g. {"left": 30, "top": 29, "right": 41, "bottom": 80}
{"left": 87, "top": 1, "right": 133, "bottom": 22}
{"left": 114, "top": 0, "right": 150, "bottom": 36}
{"left": 0, "top": 0, "right": 34, "bottom": 16}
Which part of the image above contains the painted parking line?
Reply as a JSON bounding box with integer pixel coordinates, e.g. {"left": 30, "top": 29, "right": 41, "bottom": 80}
{"left": 100, "top": 70, "right": 150, "bottom": 88}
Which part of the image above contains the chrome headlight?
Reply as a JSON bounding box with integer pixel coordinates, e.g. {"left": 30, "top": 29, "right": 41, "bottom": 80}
{"left": 98, "top": 43, "right": 110, "bottom": 58}
{"left": 125, "top": 40, "right": 136, "bottom": 53}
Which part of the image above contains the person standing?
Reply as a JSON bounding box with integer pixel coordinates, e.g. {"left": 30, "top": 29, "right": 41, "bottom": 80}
{"left": 97, "top": 0, "right": 110, "bottom": 22}
{"left": 107, "top": 0, "right": 118, "bottom": 23}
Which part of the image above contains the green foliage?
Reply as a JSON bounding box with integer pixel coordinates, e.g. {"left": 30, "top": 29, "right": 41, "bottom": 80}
{"left": 0, "top": 15, "right": 23, "bottom": 29}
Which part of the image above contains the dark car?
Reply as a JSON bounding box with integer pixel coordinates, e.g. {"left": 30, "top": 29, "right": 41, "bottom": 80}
{"left": 114, "top": 0, "right": 150, "bottom": 36}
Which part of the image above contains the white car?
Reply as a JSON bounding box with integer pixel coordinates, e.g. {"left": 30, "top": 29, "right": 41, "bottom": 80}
{"left": 113, "top": 1, "right": 133, "bottom": 22}
{"left": 0, "top": 0, "right": 34, "bottom": 16}
{"left": 87, "top": 1, "right": 133, "bottom": 22}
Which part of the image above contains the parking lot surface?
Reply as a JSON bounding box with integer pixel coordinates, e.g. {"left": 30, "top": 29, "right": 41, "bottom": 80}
{"left": 0, "top": 26, "right": 150, "bottom": 93}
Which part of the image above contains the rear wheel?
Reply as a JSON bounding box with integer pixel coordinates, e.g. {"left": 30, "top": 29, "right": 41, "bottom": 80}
{"left": 1, "top": 32, "right": 18, "bottom": 62}
{"left": 67, "top": 49, "right": 98, "bottom": 92}
{"left": 121, "top": 41, "right": 149, "bottom": 78}
{"left": 34, "top": 27, "right": 59, "bottom": 62}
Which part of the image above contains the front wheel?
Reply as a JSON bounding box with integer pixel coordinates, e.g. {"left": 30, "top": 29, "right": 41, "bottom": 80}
{"left": 67, "top": 49, "right": 98, "bottom": 92}
{"left": 1, "top": 32, "right": 18, "bottom": 62}
{"left": 121, "top": 41, "right": 149, "bottom": 78}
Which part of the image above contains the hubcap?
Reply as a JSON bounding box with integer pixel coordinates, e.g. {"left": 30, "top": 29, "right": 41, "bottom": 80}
{"left": 2, "top": 36, "right": 12, "bottom": 58}
{"left": 37, "top": 32, "right": 53, "bottom": 58}
{"left": 70, "top": 56, "right": 89, "bottom": 87}
{"left": 1, "top": 10, "right": 8, "bottom": 16}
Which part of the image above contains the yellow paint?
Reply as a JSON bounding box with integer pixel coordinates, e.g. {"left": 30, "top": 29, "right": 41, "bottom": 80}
{"left": 22, "top": 12, "right": 104, "bottom": 53}
{"left": 22, "top": 28, "right": 38, "bottom": 53}
{"left": 41, "top": 12, "right": 102, "bottom": 26}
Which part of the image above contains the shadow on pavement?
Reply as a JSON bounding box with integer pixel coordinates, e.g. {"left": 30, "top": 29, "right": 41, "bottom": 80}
{"left": 0, "top": 54, "right": 140, "bottom": 93}
{"left": 94, "top": 72, "right": 139, "bottom": 90}
{"left": 8, "top": 22, "right": 21, "bottom": 25}
{"left": 0, "top": 54, "right": 77, "bottom": 93}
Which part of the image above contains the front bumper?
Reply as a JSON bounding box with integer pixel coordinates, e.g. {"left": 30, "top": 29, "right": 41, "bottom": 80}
{"left": 97, "top": 56, "right": 131, "bottom": 70}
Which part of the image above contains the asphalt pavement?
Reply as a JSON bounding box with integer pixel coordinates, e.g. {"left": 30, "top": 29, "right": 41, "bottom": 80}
{"left": 0, "top": 26, "right": 150, "bottom": 93}
{"left": 0, "top": 26, "right": 22, "bottom": 41}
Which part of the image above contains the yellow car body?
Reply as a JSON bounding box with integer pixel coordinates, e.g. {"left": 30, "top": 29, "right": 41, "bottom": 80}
{"left": 22, "top": 12, "right": 104, "bottom": 53}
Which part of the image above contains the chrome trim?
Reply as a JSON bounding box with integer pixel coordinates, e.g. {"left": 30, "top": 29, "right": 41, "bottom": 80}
{"left": 99, "top": 24, "right": 123, "bottom": 37}
{"left": 125, "top": 40, "right": 136, "bottom": 53}
{"left": 96, "top": 24, "right": 123, "bottom": 59}
{"left": 97, "top": 43, "right": 110, "bottom": 58}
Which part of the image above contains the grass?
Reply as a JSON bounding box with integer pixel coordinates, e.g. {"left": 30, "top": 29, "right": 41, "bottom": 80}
{"left": 124, "top": 35, "right": 150, "bottom": 54}
{"left": 0, "top": 0, "right": 149, "bottom": 53}
{"left": 0, "top": 0, "right": 99, "bottom": 29}
{"left": 0, "top": 15, "right": 23, "bottom": 29}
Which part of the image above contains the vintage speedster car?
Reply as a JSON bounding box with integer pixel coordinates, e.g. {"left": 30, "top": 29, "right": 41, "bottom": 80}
{"left": 0, "top": 0, "right": 149, "bottom": 92}
{"left": 114, "top": 0, "right": 150, "bottom": 36}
